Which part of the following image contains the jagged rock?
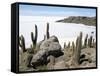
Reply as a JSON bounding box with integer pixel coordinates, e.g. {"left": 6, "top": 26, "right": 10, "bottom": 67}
{"left": 30, "top": 36, "right": 64, "bottom": 68}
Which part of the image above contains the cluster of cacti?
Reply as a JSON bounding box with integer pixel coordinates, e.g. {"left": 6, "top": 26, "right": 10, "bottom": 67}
{"left": 64, "top": 32, "right": 96, "bottom": 66}
{"left": 19, "top": 35, "right": 26, "bottom": 52}
{"left": 19, "top": 25, "right": 38, "bottom": 71}
{"left": 83, "top": 34, "right": 95, "bottom": 48}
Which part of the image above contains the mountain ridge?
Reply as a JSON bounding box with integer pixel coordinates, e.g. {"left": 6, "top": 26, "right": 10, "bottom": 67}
{"left": 56, "top": 16, "right": 96, "bottom": 26}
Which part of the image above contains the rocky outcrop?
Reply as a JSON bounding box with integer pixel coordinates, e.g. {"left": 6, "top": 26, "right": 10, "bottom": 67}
{"left": 30, "top": 36, "right": 64, "bottom": 68}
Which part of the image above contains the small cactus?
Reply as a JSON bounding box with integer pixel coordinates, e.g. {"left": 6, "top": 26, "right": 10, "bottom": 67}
{"left": 46, "top": 22, "right": 50, "bottom": 39}
{"left": 19, "top": 35, "right": 26, "bottom": 52}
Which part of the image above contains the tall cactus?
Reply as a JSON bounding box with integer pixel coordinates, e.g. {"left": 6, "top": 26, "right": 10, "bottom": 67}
{"left": 46, "top": 22, "right": 50, "bottom": 39}
{"left": 88, "top": 35, "right": 93, "bottom": 47}
{"left": 84, "top": 34, "right": 88, "bottom": 48}
{"left": 73, "top": 32, "right": 82, "bottom": 65}
{"left": 90, "top": 35, "right": 93, "bottom": 47}
{"left": 92, "top": 39, "right": 95, "bottom": 47}
{"left": 72, "top": 41, "right": 75, "bottom": 54}
{"left": 76, "top": 36, "right": 78, "bottom": 47}
{"left": 19, "top": 35, "right": 26, "bottom": 52}
{"left": 64, "top": 42, "right": 66, "bottom": 48}
{"left": 31, "top": 25, "right": 38, "bottom": 49}
{"left": 67, "top": 42, "right": 70, "bottom": 48}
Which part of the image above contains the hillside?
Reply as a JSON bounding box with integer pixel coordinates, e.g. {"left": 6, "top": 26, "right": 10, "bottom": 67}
{"left": 56, "top": 16, "right": 96, "bottom": 26}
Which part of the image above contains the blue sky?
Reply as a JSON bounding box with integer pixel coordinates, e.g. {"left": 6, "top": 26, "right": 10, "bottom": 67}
{"left": 19, "top": 4, "right": 96, "bottom": 17}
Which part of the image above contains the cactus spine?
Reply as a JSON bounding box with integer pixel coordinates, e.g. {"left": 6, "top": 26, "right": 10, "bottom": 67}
{"left": 19, "top": 35, "right": 26, "bottom": 52}
{"left": 31, "top": 25, "right": 38, "bottom": 49}
{"left": 46, "top": 23, "right": 50, "bottom": 39}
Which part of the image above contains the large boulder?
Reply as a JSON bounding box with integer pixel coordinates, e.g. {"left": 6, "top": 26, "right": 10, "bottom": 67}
{"left": 30, "top": 36, "right": 64, "bottom": 68}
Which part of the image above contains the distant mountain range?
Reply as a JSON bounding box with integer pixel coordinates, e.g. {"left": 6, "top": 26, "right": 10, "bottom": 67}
{"left": 56, "top": 16, "right": 96, "bottom": 26}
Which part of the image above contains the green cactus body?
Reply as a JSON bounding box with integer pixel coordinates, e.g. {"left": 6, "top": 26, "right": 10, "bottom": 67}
{"left": 46, "top": 23, "right": 50, "bottom": 39}
{"left": 74, "top": 32, "right": 82, "bottom": 65}
{"left": 31, "top": 25, "right": 38, "bottom": 49}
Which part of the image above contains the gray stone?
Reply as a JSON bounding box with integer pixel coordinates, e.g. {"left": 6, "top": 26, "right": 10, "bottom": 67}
{"left": 30, "top": 36, "right": 64, "bottom": 68}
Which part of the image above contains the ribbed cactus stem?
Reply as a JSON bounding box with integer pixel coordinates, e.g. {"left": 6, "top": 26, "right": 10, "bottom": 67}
{"left": 74, "top": 32, "right": 82, "bottom": 65}
{"left": 46, "top": 22, "right": 50, "bottom": 39}
{"left": 31, "top": 32, "right": 34, "bottom": 43}
{"left": 35, "top": 25, "right": 37, "bottom": 44}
